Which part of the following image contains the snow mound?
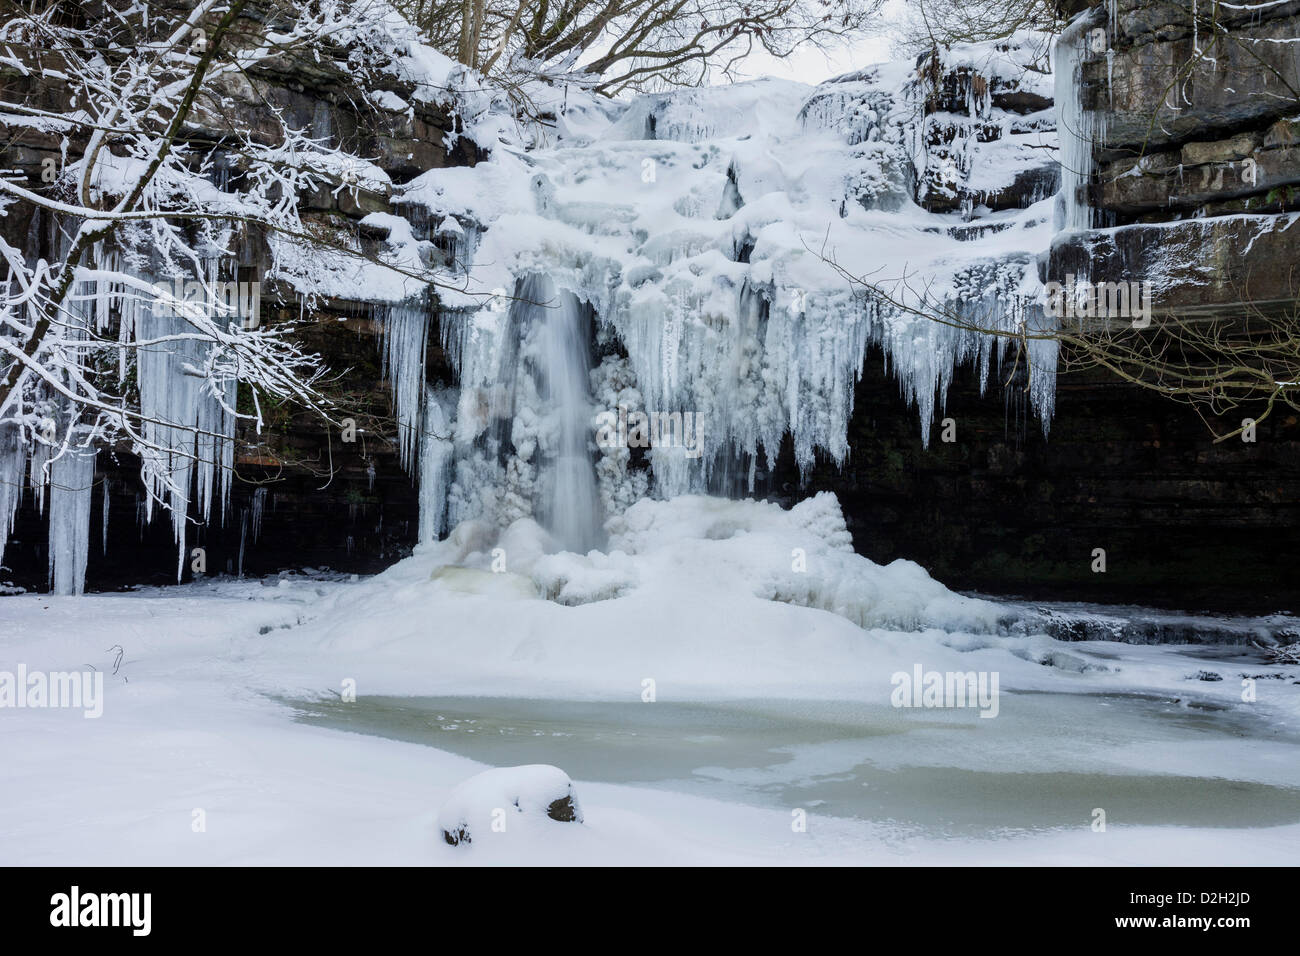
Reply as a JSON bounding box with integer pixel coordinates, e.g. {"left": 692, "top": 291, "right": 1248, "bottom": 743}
{"left": 605, "top": 492, "right": 1002, "bottom": 633}
{"left": 437, "top": 765, "right": 583, "bottom": 846}
{"left": 410, "top": 491, "right": 1001, "bottom": 630}
{"left": 530, "top": 550, "right": 638, "bottom": 606}
{"left": 607, "top": 491, "right": 854, "bottom": 554}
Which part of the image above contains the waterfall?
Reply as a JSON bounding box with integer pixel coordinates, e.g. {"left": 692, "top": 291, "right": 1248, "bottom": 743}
{"left": 408, "top": 275, "right": 603, "bottom": 553}
{"left": 417, "top": 389, "right": 454, "bottom": 544}
{"left": 528, "top": 283, "right": 602, "bottom": 553}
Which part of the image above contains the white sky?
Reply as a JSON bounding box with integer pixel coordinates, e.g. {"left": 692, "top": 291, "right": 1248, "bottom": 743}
{"left": 579, "top": 0, "right": 910, "bottom": 92}
{"left": 728, "top": 0, "right": 908, "bottom": 84}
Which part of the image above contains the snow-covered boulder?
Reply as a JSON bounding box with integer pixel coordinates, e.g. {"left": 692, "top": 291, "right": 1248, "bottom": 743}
{"left": 438, "top": 765, "right": 583, "bottom": 846}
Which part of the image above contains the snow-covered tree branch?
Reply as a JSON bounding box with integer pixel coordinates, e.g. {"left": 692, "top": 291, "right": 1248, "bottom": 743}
{"left": 0, "top": 0, "right": 471, "bottom": 590}
{"left": 401, "top": 0, "right": 887, "bottom": 93}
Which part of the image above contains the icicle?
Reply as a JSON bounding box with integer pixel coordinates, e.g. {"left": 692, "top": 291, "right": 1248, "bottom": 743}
{"left": 1107, "top": 48, "right": 1115, "bottom": 109}
{"left": 378, "top": 297, "right": 431, "bottom": 472}
{"left": 250, "top": 486, "right": 266, "bottom": 543}
{"left": 101, "top": 479, "right": 109, "bottom": 555}
{"left": 134, "top": 261, "right": 239, "bottom": 579}
{"left": 1055, "top": 12, "right": 1099, "bottom": 232}
{"left": 48, "top": 448, "right": 94, "bottom": 595}
{"left": 0, "top": 424, "right": 26, "bottom": 568}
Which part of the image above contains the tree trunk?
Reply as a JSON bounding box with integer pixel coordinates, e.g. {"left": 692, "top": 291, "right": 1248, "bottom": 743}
{"left": 458, "top": 0, "right": 484, "bottom": 68}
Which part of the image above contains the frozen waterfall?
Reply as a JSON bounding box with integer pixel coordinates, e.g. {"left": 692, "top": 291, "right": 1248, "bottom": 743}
{"left": 528, "top": 280, "right": 602, "bottom": 554}
{"left": 396, "top": 36, "right": 1063, "bottom": 547}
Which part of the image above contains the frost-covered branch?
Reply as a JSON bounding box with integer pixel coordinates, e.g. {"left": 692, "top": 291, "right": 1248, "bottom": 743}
{"left": 0, "top": 0, "right": 477, "bottom": 590}
{"left": 817, "top": 243, "right": 1300, "bottom": 443}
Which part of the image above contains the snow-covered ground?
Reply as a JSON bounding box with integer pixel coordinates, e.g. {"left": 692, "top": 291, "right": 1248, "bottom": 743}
{"left": 3, "top": 495, "right": 1298, "bottom": 865}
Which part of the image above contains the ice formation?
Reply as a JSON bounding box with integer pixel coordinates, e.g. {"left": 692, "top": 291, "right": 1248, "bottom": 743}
{"left": 1, "top": 257, "right": 248, "bottom": 592}
{"left": 0, "top": 424, "right": 25, "bottom": 568}
{"left": 379, "top": 297, "right": 434, "bottom": 472}
{"left": 134, "top": 268, "right": 241, "bottom": 579}
{"left": 417, "top": 389, "right": 454, "bottom": 544}
{"left": 395, "top": 33, "right": 1062, "bottom": 549}
{"left": 406, "top": 491, "right": 1004, "bottom": 634}
{"left": 3, "top": 17, "right": 1077, "bottom": 593}
{"left": 47, "top": 448, "right": 94, "bottom": 595}
{"left": 1054, "top": 9, "right": 1103, "bottom": 233}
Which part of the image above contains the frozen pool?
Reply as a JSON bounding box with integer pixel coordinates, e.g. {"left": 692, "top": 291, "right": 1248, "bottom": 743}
{"left": 287, "top": 685, "right": 1300, "bottom": 836}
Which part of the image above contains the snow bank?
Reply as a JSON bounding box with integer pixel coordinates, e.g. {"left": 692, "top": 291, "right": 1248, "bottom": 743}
{"left": 3, "top": 576, "right": 1299, "bottom": 865}
{"left": 409, "top": 491, "right": 1001, "bottom": 634}
{"left": 604, "top": 492, "right": 1004, "bottom": 632}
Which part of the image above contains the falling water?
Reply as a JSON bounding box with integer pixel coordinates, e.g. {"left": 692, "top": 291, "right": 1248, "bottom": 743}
{"left": 522, "top": 276, "right": 603, "bottom": 553}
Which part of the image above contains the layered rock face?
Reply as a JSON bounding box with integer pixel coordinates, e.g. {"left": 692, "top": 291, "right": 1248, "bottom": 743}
{"left": 813, "top": 0, "right": 1300, "bottom": 610}
{"left": 782, "top": 346, "right": 1299, "bottom": 612}
{"left": 1049, "top": 0, "right": 1300, "bottom": 311}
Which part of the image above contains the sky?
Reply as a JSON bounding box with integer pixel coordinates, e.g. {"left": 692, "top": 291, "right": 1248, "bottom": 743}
{"left": 730, "top": 0, "right": 908, "bottom": 84}
{"left": 574, "top": 0, "right": 911, "bottom": 91}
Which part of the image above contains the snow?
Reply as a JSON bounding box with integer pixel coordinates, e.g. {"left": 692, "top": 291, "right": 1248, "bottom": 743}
{"left": 603, "top": 493, "right": 1004, "bottom": 632}
{"left": 370, "top": 90, "right": 410, "bottom": 113}
{"left": 437, "top": 764, "right": 582, "bottom": 845}
{"left": 2, "top": 545, "right": 1299, "bottom": 865}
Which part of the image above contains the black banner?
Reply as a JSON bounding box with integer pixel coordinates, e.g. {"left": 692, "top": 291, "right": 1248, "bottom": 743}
{"left": 0, "top": 867, "right": 1274, "bottom": 941}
